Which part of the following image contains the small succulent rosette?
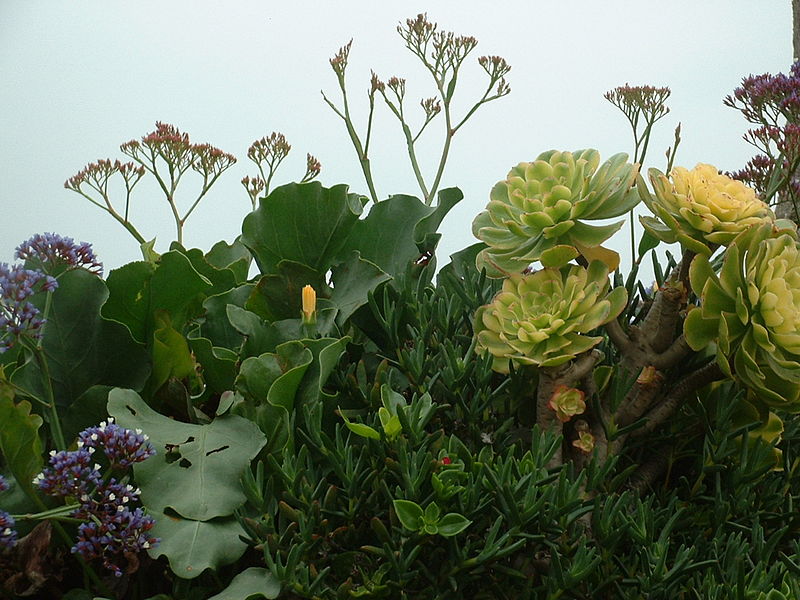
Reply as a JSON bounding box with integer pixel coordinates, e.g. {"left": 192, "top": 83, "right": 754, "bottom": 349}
{"left": 474, "top": 260, "right": 627, "bottom": 372}
{"left": 639, "top": 163, "right": 777, "bottom": 255}
{"left": 684, "top": 223, "right": 800, "bottom": 410}
{"left": 472, "top": 149, "right": 639, "bottom": 276}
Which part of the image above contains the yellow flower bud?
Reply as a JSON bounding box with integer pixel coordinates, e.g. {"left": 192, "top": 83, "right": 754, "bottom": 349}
{"left": 302, "top": 285, "right": 316, "bottom": 324}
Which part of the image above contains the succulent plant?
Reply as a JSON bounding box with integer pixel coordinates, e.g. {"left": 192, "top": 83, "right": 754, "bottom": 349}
{"left": 639, "top": 163, "right": 776, "bottom": 255}
{"left": 474, "top": 260, "right": 627, "bottom": 372}
{"left": 472, "top": 149, "right": 639, "bottom": 276}
{"left": 684, "top": 223, "right": 800, "bottom": 409}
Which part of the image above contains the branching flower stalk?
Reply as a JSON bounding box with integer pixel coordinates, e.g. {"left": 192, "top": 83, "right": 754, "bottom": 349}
{"left": 242, "top": 133, "right": 321, "bottom": 208}
{"left": 67, "top": 122, "right": 236, "bottom": 250}
{"left": 605, "top": 84, "right": 674, "bottom": 262}
{"left": 323, "top": 14, "right": 510, "bottom": 206}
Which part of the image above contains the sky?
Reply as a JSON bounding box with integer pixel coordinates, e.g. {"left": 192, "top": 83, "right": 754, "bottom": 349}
{"left": 0, "top": 1, "right": 793, "bottom": 279}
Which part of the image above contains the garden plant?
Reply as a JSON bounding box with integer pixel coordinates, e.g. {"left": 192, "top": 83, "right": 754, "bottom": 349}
{"left": 4, "top": 13, "right": 800, "bottom": 600}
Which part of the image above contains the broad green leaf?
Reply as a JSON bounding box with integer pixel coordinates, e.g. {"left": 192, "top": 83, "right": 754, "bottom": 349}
{"left": 170, "top": 243, "right": 239, "bottom": 297}
{"left": 187, "top": 336, "right": 237, "bottom": 396}
{"left": 0, "top": 383, "right": 43, "bottom": 500}
{"left": 12, "top": 269, "right": 150, "bottom": 408}
{"left": 246, "top": 260, "right": 326, "bottom": 321}
{"left": 147, "top": 512, "right": 247, "bottom": 580}
{"left": 330, "top": 251, "right": 391, "bottom": 325}
{"left": 61, "top": 385, "right": 114, "bottom": 444}
{"left": 393, "top": 499, "right": 424, "bottom": 531}
{"left": 338, "top": 190, "right": 461, "bottom": 279}
{"left": 108, "top": 389, "right": 266, "bottom": 520}
{"left": 226, "top": 306, "right": 286, "bottom": 359}
{"left": 151, "top": 314, "right": 195, "bottom": 394}
{"left": 235, "top": 343, "right": 313, "bottom": 412}
{"left": 208, "top": 567, "right": 281, "bottom": 600}
{"left": 201, "top": 284, "right": 254, "bottom": 351}
{"left": 103, "top": 251, "right": 211, "bottom": 344}
{"left": 437, "top": 513, "right": 472, "bottom": 537}
{"left": 241, "top": 182, "right": 364, "bottom": 275}
{"left": 205, "top": 238, "right": 252, "bottom": 285}
{"left": 637, "top": 229, "right": 661, "bottom": 257}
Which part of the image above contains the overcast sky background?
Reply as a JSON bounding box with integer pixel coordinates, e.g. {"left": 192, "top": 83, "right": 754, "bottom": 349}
{"left": 0, "top": 2, "right": 793, "bottom": 279}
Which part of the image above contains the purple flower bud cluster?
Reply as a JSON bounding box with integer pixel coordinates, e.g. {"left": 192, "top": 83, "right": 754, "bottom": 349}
{"left": 0, "top": 262, "right": 58, "bottom": 353}
{"left": 0, "top": 475, "right": 16, "bottom": 550}
{"left": 15, "top": 232, "right": 103, "bottom": 276}
{"left": 725, "top": 61, "right": 800, "bottom": 200}
{"left": 78, "top": 420, "right": 155, "bottom": 468}
{"left": 34, "top": 419, "right": 158, "bottom": 577}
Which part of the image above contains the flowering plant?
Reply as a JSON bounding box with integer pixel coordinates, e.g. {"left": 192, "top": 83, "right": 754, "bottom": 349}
{"left": 3, "top": 16, "right": 800, "bottom": 600}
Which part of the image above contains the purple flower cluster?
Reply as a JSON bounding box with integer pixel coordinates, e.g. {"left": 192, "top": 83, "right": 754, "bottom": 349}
{"left": 0, "top": 475, "right": 16, "bottom": 550}
{"left": 725, "top": 61, "right": 800, "bottom": 200}
{"left": 725, "top": 62, "right": 800, "bottom": 125}
{"left": 34, "top": 419, "right": 158, "bottom": 577}
{"left": 15, "top": 232, "right": 103, "bottom": 276}
{"left": 0, "top": 262, "right": 58, "bottom": 353}
{"left": 78, "top": 420, "right": 155, "bottom": 468}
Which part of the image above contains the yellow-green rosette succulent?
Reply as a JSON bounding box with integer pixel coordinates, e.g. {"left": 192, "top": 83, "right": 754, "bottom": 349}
{"left": 639, "top": 163, "right": 775, "bottom": 255}
{"left": 474, "top": 260, "right": 627, "bottom": 372}
{"left": 472, "top": 150, "right": 639, "bottom": 276}
{"left": 684, "top": 223, "right": 800, "bottom": 410}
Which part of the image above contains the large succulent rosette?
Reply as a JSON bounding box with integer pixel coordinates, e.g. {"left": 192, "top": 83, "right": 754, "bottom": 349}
{"left": 639, "top": 163, "right": 775, "bottom": 254}
{"left": 472, "top": 150, "right": 639, "bottom": 276}
{"left": 474, "top": 260, "right": 627, "bottom": 372}
{"left": 684, "top": 223, "right": 800, "bottom": 410}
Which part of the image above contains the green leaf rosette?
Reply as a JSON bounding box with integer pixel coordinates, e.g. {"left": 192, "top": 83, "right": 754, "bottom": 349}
{"left": 639, "top": 163, "right": 776, "bottom": 255}
{"left": 474, "top": 260, "right": 627, "bottom": 372}
{"left": 472, "top": 150, "right": 639, "bottom": 276}
{"left": 684, "top": 223, "right": 800, "bottom": 410}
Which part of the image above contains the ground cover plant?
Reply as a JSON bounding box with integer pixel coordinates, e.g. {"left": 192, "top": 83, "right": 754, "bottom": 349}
{"left": 3, "top": 13, "right": 800, "bottom": 600}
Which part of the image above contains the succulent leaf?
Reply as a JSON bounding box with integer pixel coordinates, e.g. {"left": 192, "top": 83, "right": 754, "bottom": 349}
{"left": 473, "top": 150, "right": 639, "bottom": 275}
{"left": 640, "top": 163, "right": 774, "bottom": 254}
{"left": 683, "top": 223, "right": 800, "bottom": 410}
{"left": 474, "top": 261, "right": 625, "bottom": 372}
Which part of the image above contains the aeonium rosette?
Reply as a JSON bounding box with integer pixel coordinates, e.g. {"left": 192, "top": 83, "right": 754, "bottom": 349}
{"left": 684, "top": 223, "right": 800, "bottom": 410}
{"left": 472, "top": 150, "right": 639, "bottom": 276}
{"left": 474, "top": 260, "right": 627, "bottom": 372}
{"left": 639, "top": 163, "right": 777, "bottom": 254}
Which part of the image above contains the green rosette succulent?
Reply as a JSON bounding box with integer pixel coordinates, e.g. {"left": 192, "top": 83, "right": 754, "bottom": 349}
{"left": 474, "top": 260, "right": 627, "bottom": 372}
{"left": 639, "top": 163, "right": 776, "bottom": 255}
{"left": 472, "top": 149, "right": 639, "bottom": 276}
{"left": 684, "top": 223, "right": 800, "bottom": 410}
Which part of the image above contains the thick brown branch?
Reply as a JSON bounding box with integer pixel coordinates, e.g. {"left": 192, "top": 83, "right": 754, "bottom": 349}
{"left": 650, "top": 335, "right": 691, "bottom": 370}
{"left": 632, "top": 361, "right": 725, "bottom": 438}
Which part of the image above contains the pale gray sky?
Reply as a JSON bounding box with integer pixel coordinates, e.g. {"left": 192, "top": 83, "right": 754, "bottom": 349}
{"left": 1, "top": 2, "right": 793, "bottom": 276}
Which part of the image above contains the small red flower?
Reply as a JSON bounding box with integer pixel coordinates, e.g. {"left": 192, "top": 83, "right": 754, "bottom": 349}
{"left": 441, "top": 457, "right": 452, "bottom": 465}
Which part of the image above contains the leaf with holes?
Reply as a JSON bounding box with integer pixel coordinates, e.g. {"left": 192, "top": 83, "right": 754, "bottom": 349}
{"left": 107, "top": 388, "right": 266, "bottom": 520}
{"left": 147, "top": 511, "right": 248, "bottom": 580}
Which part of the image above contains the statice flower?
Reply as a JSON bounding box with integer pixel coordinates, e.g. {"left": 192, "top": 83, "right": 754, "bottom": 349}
{"left": 0, "top": 475, "right": 16, "bottom": 550}
{"left": 73, "top": 507, "right": 156, "bottom": 577}
{"left": 33, "top": 448, "right": 102, "bottom": 497}
{"left": 33, "top": 421, "right": 158, "bottom": 576}
{"left": 0, "top": 263, "right": 58, "bottom": 353}
{"left": 78, "top": 418, "right": 155, "bottom": 469}
{"left": 15, "top": 232, "right": 103, "bottom": 276}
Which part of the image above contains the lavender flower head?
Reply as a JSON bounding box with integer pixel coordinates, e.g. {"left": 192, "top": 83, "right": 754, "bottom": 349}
{"left": 16, "top": 232, "right": 102, "bottom": 276}
{"left": 78, "top": 418, "right": 155, "bottom": 469}
{"left": 0, "top": 475, "right": 16, "bottom": 550}
{"left": 33, "top": 448, "right": 102, "bottom": 498}
{"left": 33, "top": 420, "right": 158, "bottom": 576}
{"left": 0, "top": 263, "right": 58, "bottom": 353}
